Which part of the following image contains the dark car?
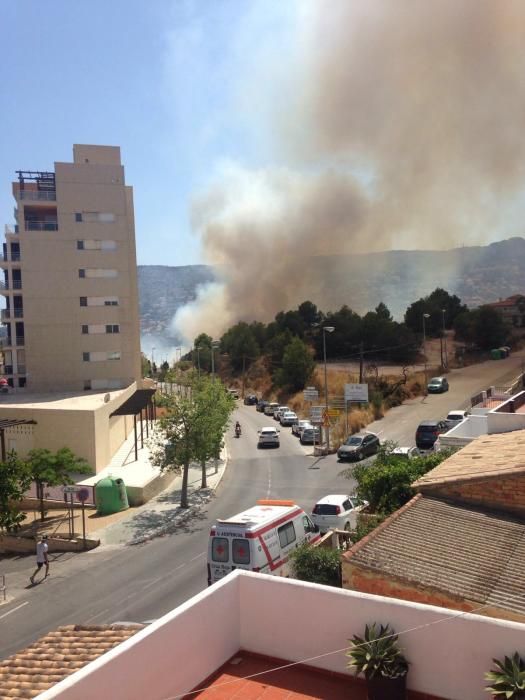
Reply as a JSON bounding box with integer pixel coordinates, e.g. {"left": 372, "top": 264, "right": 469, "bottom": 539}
{"left": 415, "top": 420, "right": 449, "bottom": 449}
{"left": 337, "top": 432, "right": 380, "bottom": 462}
{"left": 244, "top": 394, "right": 258, "bottom": 405}
{"left": 256, "top": 400, "right": 268, "bottom": 413}
{"left": 427, "top": 376, "right": 449, "bottom": 394}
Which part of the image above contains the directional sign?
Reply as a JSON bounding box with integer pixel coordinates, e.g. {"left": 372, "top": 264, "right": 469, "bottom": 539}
{"left": 303, "top": 386, "right": 319, "bottom": 401}
{"left": 326, "top": 408, "right": 340, "bottom": 417}
{"left": 310, "top": 406, "right": 324, "bottom": 423}
{"left": 63, "top": 485, "right": 82, "bottom": 494}
{"left": 344, "top": 383, "right": 369, "bottom": 403}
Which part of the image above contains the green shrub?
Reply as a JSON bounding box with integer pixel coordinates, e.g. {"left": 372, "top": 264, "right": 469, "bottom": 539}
{"left": 290, "top": 544, "right": 341, "bottom": 587}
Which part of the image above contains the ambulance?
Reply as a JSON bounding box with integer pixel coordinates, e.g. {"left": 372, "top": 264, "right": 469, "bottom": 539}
{"left": 207, "top": 499, "right": 321, "bottom": 585}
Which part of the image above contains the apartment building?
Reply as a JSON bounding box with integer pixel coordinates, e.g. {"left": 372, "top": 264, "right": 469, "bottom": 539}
{"left": 1, "top": 144, "right": 141, "bottom": 393}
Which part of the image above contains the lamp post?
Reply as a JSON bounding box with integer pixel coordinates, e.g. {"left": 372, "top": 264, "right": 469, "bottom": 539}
{"left": 151, "top": 347, "right": 156, "bottom": 377}
{"left": 211, "top": 341, "right": 220, "bottom": 378}
{"left": 322, "top": 326, "right": 335, "bottom": 451}
{"left": 441, "top": 309, "right": 448, "bottom": 370}
{"left": 195, "top": 346, "right": 202, "bottom": 378}
{"left": 422, "top": 314, "right": 430, "bottom": 394}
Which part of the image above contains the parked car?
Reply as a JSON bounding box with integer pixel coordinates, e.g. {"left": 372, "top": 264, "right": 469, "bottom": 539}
{"left": 337, "top": 432, "right": 380, "bottom": 462}
{"left": 256, "top": 400, "right": 268, "bottom": 413}
{"left": 292, "top": 420, "right": 312, "bottom": 437}
{"left": 427, "top": 376, "right": 449, "bottom": 393}
{"left": 274, "top": 406, "right": 290, "bottom": 422}
{"left": 415, "top": 419, "right": 449, "bottom": 450}
{"left": 311, "top": 494, "right": 368, "bottom": 533}
{"left": 445, "top": 410, "right": 469, "bottom": 428}
{"left": 227, "top": 388, "right": 239, "bottom": 399}
{"left": 300, "top": 426, "right": 321, "bottom": 444}
{"left": 264, "top": 402, "right": 280, "bottom": 416}
{"left": 391, "top": 446, "right": 420, "bottom": 460}
{"left": 257, "top": 427, "right": 280, "bottom": 448}
{"left": 244, "top": 394, "right": 258, "bottom": 406}
{"left": 280, "top": 411, "right": 298, "bottom": 427}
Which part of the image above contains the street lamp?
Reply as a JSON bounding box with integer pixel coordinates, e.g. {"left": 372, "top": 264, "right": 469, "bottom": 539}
{"left": 441, "top": 309, "right": 448, "bottom": 370}
{"left": 322, "top": 326, "right": 335, "bottom": 451}
{"left": 422, "top": 314, "right": 430, "bottom": 394}
{"left": 151, "top": 347, "right": 156, "bottom": 377}
{"left": 211, "top": 340, "right": 220, "bottom": 378}
{"left": 195, "top": 346, "right": 202, "bottom": 377}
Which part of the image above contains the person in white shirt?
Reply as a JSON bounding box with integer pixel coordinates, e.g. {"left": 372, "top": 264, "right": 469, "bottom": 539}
{"left": 30, "top": 534, "right": 49, "bottom": 584}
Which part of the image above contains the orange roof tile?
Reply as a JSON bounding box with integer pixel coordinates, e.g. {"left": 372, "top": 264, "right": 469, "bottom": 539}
{"left": 0, "top": 624, "right": 143, "bottom": 699}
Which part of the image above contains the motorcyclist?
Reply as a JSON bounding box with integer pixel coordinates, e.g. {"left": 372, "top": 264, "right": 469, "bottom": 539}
{"left": 235, "top": 421, "right": 242, "bottom": 436}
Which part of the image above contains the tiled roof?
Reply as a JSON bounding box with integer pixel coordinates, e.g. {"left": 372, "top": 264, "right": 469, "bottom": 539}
{"left": 0, "top": 624, "right": 143, "bottom": 699}
{"left": 414, "top": 430, "right": 525, "bottom": 489}
{"left": 344, "top": 496, "right": 525, "bottom": 615}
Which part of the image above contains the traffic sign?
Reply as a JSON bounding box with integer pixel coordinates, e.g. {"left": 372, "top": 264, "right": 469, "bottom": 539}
{"left": 310, "top": 405, "right": 323, "bottom": 423}
{"left": 326, "top": 408, "right": 340, "bottom": 417}
{"left": 63, "top": 485, "right": 82, "bottom": 494}
{"left": 304, "top": 386, "right": 319, "bottom": 401}
{"left": 345, "top": 383, "right": 369, "bottom": 402}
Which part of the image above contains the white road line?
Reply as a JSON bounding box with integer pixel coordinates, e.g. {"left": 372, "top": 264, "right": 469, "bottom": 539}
{"left": 190, "top": 552, "right": 205, "bottom": 562}
{"left": 84, "top": 608, "right": 110, "bottom": 624}
{"left": 0, "top": 601, "right": 29, "bottom": 620}
{"left": 142, "top": 576, "right": 163, "bottom": 591}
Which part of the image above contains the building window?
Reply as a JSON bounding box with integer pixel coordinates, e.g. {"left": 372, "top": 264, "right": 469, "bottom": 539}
{"left": 81, "top": 325, "right": 89, "bottom": 334}
{"left": 83, "top": 352, "right": 90, "bottom": 362}
{"left": 18, "top": 377, "right": 26, "bottom": 388}
{"left": 104, "top": 299, "right": 118, "bottom": 306}
{"left": 80, "top": 297, "right": 87, "bottom": 307}
{"left": 84, "top": 380, "right": 91, "bottom": 391}
{"left": 76, "top": 240, "right": 117, "bottom": 251}
{"left": 79, "top": 269, "right": 85, "bottom": 278}
{"left": 106, "top": 325, "right": 119, "bottom": 334}
{"left": 77, "top": 240, "right": 85, "bottom": 250}
{"left": 75, "top": 213, "right": 83, "bottom": 222}
{"left": 107, "top": 351, "right": 121, "bottom": 361}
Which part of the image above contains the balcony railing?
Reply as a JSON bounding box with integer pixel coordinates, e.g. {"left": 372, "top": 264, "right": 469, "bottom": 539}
{"left": 0, "top": 252, "right": 21, "bottom": 263}
{"left": 0, "top": 279, "right": 22, "bottom": 290}
{"left": 3, "top": 365, "right": 12, "bottom": 375}
{"left": 19, "top": 190, "right": 56, "bottom": 201}
{"left": 0, "top": 336, "right": 25, "bottom": 347}
{"left": 1, "top": 309, "right": 23, "bottom": 320}
{"left": 16, "top": 364, "right": 26, "bottom": 375}
{"left": 24, "top": 220, "right": 58, "bottom": 231}
{"left": 4, "top": 225, "right": 18, "bottom": 236}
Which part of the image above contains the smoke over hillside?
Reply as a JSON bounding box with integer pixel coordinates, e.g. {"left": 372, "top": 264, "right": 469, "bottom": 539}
{"left": 173, "top": 0, "right": 525, "bottom": 342}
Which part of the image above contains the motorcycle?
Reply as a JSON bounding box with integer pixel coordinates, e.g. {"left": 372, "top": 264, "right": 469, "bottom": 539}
{"left": 235, "top": 424, "right": 242, "bottom": 438}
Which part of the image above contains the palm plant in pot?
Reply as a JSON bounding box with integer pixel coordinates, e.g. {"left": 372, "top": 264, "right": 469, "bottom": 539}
{"left": 346, "top": 623, "right": 409, "bottom": 700}
{"left": 485, "top": 652, "right": 525, "bottom": 698}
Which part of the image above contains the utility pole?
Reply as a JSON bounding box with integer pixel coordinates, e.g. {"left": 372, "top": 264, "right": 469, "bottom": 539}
{"left": 442, "top": 309, "right": 448, "bottom": 370}
{"left": 242, "top": 355, "right": 246, "bottom": 398}
{"left": 359, "top": 341, "right": 364, "bottom": 384}
{"left": 423, "top": 313, "right": 430, "bottom": 396}
{"left": 322, "top": 326, "right": 335, "bottom": 452}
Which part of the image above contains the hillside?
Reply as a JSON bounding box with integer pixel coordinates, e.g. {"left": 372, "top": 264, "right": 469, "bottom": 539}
{"left": 138, "top": 237, "right": 525, "bottom": 346}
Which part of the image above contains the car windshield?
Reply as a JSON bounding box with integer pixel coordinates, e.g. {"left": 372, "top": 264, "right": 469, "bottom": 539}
{"left": 261, "top": 429, "right": 276, "bottom": 434}
{"left": 345, "top": 437, "right": 363, "bottom": 446}
{"left": 429, "top": 379, "right": 441, "bottom": 385}
{"left": 418, "top": 425, "right": 437, "bottom": 432}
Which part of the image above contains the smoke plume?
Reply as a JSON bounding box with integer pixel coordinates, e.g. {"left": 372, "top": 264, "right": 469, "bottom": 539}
{"left": 174, "top": 0, "right": 525, "bottom": 342}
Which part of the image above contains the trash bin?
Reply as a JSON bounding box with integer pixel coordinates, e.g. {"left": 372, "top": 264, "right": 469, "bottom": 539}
{"left": 95, "top": 476, "right": 129, "bottom": 515}
{"left": 490, "top": 349, "right": 502, "bottom": 360}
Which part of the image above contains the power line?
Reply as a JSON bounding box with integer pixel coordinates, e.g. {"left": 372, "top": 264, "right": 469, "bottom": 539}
{"left": 161, "top": 602, "right": 490, "bottom": 700}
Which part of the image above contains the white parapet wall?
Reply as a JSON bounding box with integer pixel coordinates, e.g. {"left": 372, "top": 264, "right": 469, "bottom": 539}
{"left": 37, "top": 571, "right": 525, "bottom": 700}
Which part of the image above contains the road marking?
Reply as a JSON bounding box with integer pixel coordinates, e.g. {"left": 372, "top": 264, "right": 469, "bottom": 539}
{"left": 84, "top": 608, "right": 110, "bottom": 623}
{"left": 142, "top": 576, "right": 163, "bottom": 591}
{"left": 190, "top": 552, "right": 205, "bottom": 562}
{"left": 0, "top": 601, "right": 29, "bottom": 620}
{"left": 267, "top": 463, "right": 272, "bottom": 498}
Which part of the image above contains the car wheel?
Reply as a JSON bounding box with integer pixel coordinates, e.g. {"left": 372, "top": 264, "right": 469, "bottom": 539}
{"left": 358, "top": 451, "right": 364, "bottom": 461}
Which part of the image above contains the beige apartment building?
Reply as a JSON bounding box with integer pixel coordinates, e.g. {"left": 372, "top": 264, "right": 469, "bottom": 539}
{"left": 1, "top": 144, "right": 141, "bottom": 392}
{"left": 0, "top": 146, "right": 152, "bottom": 473}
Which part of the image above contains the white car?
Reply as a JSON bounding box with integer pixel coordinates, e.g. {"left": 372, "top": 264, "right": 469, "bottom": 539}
{"left": 280, "top": 411, "right": 298, "bottom": 426}
{"left": 311, "top": 494, "right": 368, "bottom": 533}
{"left": 257, "top": 427, "right": 280, "bottom": 448}
{"left": 292, "top": 419, "right": 312, "bottom": 437}
{"left": 274, "top": 406, "right": 290, "bottom": 421}
{"left": 391, "top": 446, "right": 420, "bottom": 460}
{"left": 446, "top": 410, "right": 469, "bottom": 429}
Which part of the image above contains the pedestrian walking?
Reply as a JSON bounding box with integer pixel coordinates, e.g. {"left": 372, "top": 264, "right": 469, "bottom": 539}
{"left": 30, "top": 534, "right": 49, "bottom": 584}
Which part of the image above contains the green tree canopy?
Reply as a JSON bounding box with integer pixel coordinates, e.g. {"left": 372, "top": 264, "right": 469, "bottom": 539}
{"left": 0, "top": 453, "right": 32, "bottom": 532}
{"left": 26, "top": 448, "right": 92, "bottom": 521}
{"left": 404, "top": 288, "right": 467, "bottom": 337}
{"left": 453, "top": 306, "right": 510, "bottom": 349}
{"left": 220, "top": 322, "right": 260, "bottom": 371}
{"left": 290, "top": 543, "right": 341, "bottom": 587}
{"left": 275, "top": 337, "right": 315, "bottom": 391}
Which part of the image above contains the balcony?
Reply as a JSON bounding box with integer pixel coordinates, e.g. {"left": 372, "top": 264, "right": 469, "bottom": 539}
{"left": 24, "top": 220, "right": 58, "bottom": 231}
{"left": 0, "top": 279, "right": 22, "bottom": 291}
{"left": 18, "top": 190, "right": 56, "bottom": 202}
{"left": 0, "top": 336, "right": 25, "bottom": 348}
{"left": 4, "top": 225, "right": 18, "bottom": 236}
{"left": 1, "top": 309, "right": 23, "bottom": 321}
{"left": 16, "top": 364, "right": 26, "bottom": 375}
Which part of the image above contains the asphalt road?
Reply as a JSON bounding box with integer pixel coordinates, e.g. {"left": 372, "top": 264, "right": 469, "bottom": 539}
{"left": 0, "top": 405, "right": 353, "bottom": 660}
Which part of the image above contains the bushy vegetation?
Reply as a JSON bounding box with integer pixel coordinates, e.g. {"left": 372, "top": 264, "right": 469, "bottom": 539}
{"left": 349, "top": 443, "right": 452, "bottom": 515}
{"left": 290, "top": 543, "right": 341, "bottom": 587}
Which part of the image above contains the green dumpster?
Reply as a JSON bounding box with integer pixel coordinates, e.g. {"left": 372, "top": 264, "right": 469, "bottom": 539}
{"left": 95, "top": 476, "right": 129, "bottom": 515}
{"left": 490, "top": 349, "right": 502, "bottom": 360}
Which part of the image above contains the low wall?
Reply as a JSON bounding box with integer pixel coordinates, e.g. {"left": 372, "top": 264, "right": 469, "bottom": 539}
{"left": 0, "top": 534, "right": 99, "bottom": 554}
{"left": 125, "top": 471, "right": 175, "bottom": 507}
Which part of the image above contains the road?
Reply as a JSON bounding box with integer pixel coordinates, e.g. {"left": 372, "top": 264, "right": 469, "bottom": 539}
{"left": 0, "top": 405, "right": 353, "bottom": 661}
{"left": 2, "top": 350, "right": 523, "bottom": 659}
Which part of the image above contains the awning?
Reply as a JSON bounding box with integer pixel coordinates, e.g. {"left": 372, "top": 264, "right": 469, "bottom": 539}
{"left": 110, "top": 389, "right": 156, "bottom": 417}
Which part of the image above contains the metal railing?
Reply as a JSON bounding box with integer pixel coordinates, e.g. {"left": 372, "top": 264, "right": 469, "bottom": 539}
{"left": 0, "top": 336, "right": 25, "bottom": 348}
{"left": 24, "top": 221, "right": 58, "bottom": 231}
{"left": 4, "top": 225, "right": 18, "bottom": 236}
{"left": 17, "top": 364, "right": 26, "bottom": 374}
{"left": 19, "top": 190, "right": 56, "bottom": 201}
{"left": 0, "top": 252, "right": 21, "bottom": 262}
{"left": 0, "top": 279, "right": 22, "bottom": 290}
{"left": 1, "top": 309, "right": 23, "bottom": 320}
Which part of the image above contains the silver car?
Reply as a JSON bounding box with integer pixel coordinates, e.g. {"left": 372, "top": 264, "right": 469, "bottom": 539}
{"left": 257, "top": 427, "right": 280, "bottom": 448}
{"left": 292, "top": 420, "right": 312, "bottom": 437}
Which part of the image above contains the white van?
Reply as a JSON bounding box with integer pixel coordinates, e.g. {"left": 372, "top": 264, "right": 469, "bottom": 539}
{"left": 207, "top": 499, "right": 321, "bottom": 585}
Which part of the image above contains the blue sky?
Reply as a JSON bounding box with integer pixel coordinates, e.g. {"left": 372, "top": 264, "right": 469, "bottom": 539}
{"left": 0, "top": 1, "right": 295, "bottom": 266}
